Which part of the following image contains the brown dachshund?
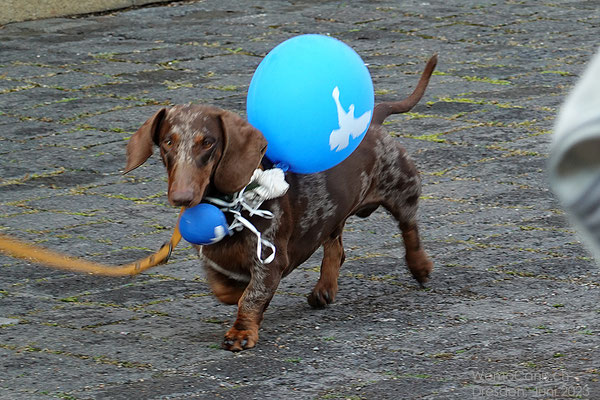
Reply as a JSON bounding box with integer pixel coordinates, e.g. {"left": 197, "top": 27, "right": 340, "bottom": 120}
{"left": 125, "top": 55, "right": 437, "bottom": 351}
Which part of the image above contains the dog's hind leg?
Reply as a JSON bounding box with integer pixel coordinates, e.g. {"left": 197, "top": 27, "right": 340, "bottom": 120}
{"left": 400, "top": 223, "right": 432, "bottom": 286}
{"left": 308, "top": 232, "right": 345, "bottom": 308}
{"left": 384, "top": 190, "right": 433, "bottom": 286}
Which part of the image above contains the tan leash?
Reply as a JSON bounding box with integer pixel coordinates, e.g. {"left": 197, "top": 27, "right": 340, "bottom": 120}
{"left": 0, "top": 209, "right": 184, "bottom": 276}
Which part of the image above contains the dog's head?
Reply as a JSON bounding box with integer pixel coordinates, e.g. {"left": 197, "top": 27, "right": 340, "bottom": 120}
{"left": 124, "top": 105, "right": 267, "bottom": 207}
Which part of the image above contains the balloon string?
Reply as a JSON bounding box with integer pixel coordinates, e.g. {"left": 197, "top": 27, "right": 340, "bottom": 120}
{"left": 229, "top": 210, "right": 276, "bottom": 264}
{"left": 204, "top": 168, "right": 288, "bottom": 264}
{"left": 204, "top": 192, "right": 275, "bottom": 264}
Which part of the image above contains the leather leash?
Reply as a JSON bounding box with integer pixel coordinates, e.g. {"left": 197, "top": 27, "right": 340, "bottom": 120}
{"left": 0, "top": 209, "right": 183, "bottom": 276}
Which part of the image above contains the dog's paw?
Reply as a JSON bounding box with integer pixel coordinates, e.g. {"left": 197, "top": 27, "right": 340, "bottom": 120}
{"left": 222, "top": 327, "right": 258, "bottom": 352}
{"left": 406, "top": 252, "right": 433, "bottom": 286}
{"left": 307, "top": 286, "right": 336, "bottom": 309}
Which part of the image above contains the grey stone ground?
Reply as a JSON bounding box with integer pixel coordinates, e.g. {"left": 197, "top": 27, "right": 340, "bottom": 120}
{"left": 1, "top": 1, "right": 599, "bottom": 399}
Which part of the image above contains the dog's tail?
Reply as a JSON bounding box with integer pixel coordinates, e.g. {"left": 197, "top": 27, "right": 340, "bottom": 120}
{"left": 371, "top": 54, "right": 438, "bottom": 126}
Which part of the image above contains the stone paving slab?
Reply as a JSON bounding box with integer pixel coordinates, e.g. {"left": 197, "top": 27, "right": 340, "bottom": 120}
{"left": 3, "top": 1, "right": 168, "bottom": 25}
{"left": 1, "top": 1, "right": 600, "bottom": 399}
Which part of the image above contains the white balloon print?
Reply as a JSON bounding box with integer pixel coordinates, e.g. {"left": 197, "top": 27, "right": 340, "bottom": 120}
{"left": 329, "top": 86, "right": 372, "bottom": 152}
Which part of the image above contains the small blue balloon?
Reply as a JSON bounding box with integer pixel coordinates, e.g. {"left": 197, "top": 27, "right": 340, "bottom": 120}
{"left": 179, "top": 203, "right": 229, "bottom": 245}
{"left": 247, "top": 34, "right": 374, "bottom": 174}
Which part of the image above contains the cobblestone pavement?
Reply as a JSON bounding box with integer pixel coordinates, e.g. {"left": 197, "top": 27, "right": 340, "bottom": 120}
{"left": 1, "top": 1, "right": 599, "bottom": 399}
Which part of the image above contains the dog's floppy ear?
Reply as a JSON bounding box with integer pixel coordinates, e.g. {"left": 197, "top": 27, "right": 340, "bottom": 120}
{"left": 213, "top": 111, "right": 268, "bottom": 194}
{"left": 123, "top": 108, "right": 167, "bottom": 174}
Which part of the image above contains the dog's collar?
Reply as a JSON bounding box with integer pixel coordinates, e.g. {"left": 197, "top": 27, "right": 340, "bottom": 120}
{"left": 201, "top": 252, "right": 251, "bottom": 282}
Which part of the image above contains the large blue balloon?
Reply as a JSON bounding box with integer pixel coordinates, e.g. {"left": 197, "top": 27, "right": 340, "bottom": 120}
{"left": 179, "top": 203, "right": 229, "bottom": 245}
{"left": 247, "top": 34, "right": 374, "bottom": 174}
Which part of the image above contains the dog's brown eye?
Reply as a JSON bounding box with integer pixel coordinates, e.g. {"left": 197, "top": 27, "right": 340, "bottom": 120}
{"left": 201, "top": 138, "right": 215, "bottom": 149}
{"left": 163, "top": 139, "right": 173, "bottom": 149}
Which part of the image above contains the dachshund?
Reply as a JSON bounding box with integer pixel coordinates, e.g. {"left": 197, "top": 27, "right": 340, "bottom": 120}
{"left": 124, "top": 55, "right": 437, "bottom": 351}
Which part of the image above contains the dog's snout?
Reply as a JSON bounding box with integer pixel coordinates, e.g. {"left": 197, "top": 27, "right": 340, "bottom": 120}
{"left": 170, "top": 189, "right": 195, "bottom": 207}
{"left": 168, "top": 163, "right": 206, "bottom": 207}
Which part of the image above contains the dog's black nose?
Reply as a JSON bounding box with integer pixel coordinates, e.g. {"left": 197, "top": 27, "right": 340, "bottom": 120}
{"left": 170, "top": 189, "right": 195, "bottom": 207}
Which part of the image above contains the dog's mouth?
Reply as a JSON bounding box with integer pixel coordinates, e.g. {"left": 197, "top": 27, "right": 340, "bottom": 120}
{"left": 169, "top": 196, "right": 198, "bottom": 209}
{"left": 170, "top": 181, "right": 219, "bottom": 209}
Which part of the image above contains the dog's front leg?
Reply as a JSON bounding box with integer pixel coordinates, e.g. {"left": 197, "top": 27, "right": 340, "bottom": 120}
{"left": 222, "top": 260, "right": 284, "bottom": 351}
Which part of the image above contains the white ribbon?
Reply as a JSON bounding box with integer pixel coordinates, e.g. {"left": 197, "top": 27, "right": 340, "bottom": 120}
{"left": 204, "top": 168, "right": 289, "bottom": 264}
